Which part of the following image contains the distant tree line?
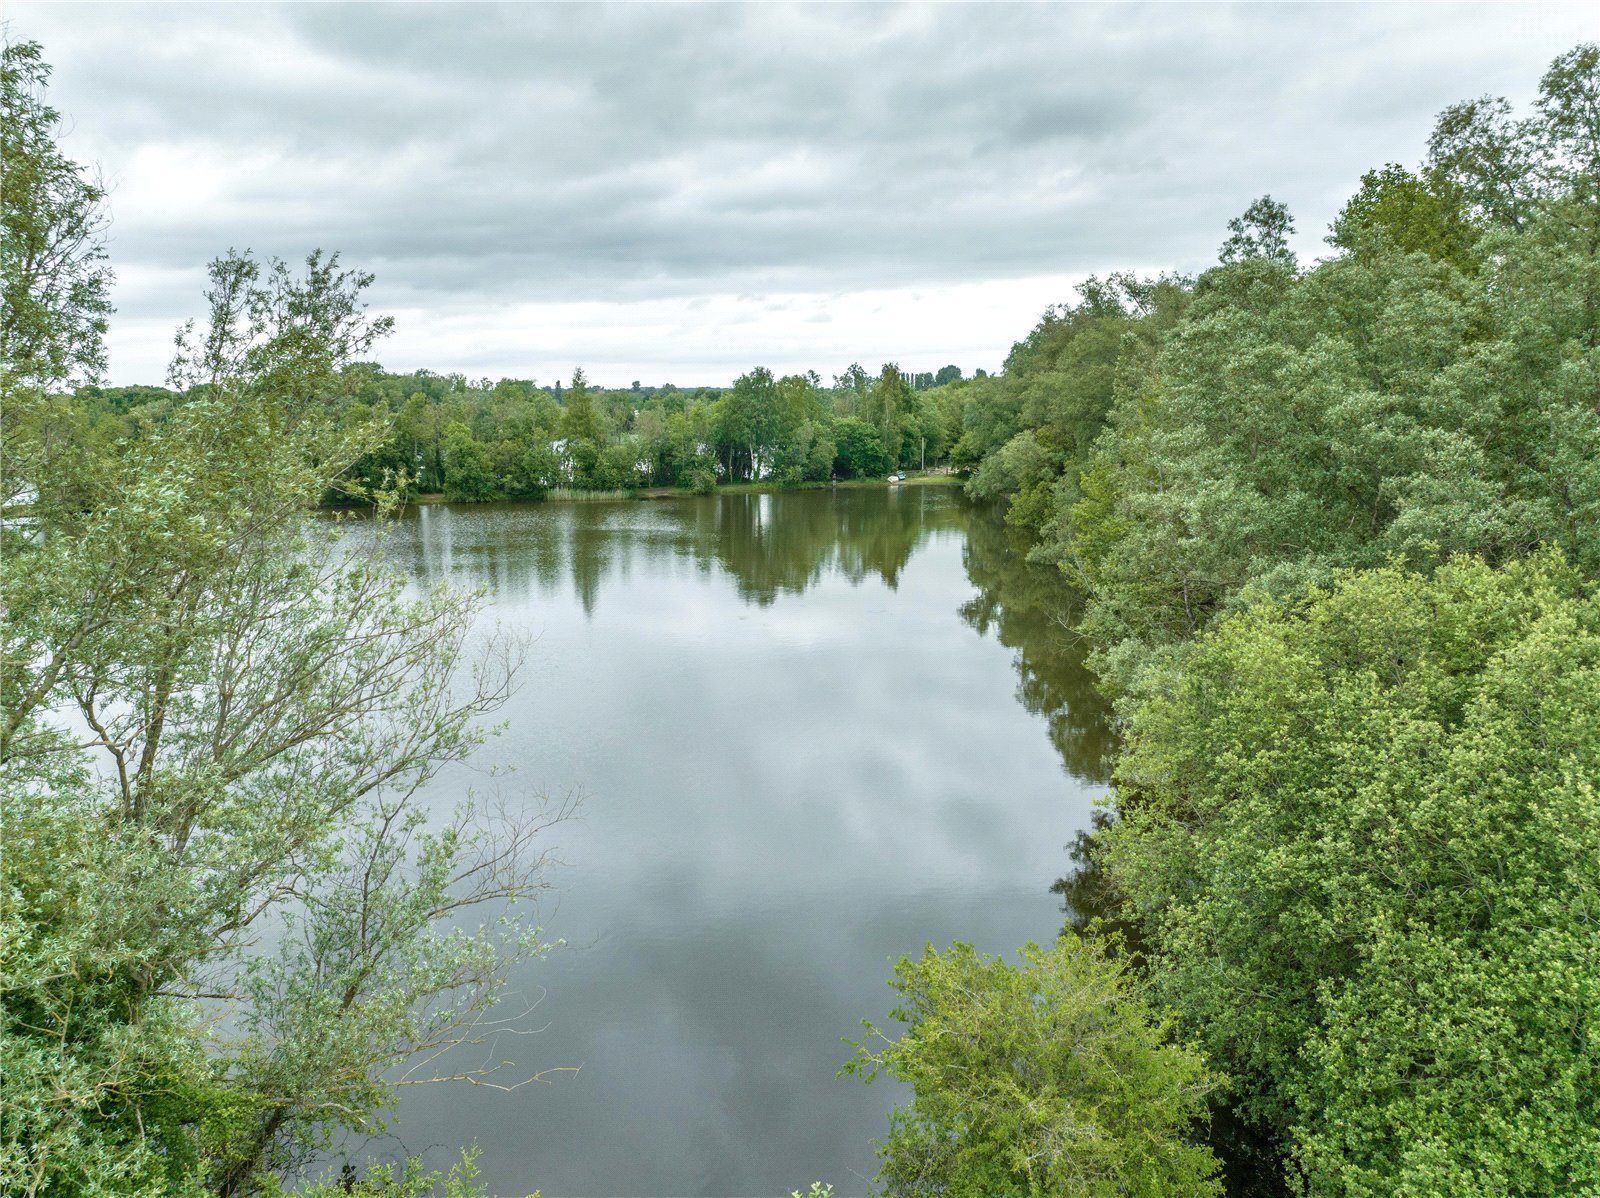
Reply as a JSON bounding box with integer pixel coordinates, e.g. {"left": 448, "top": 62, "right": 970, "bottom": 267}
{"left": 75, "top": 360, "right": 976, "bottom": 503}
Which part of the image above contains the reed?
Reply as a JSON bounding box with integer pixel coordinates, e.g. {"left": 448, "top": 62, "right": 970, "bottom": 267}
{"left": 544, "top": 487, "right": 636, "bottom": 503}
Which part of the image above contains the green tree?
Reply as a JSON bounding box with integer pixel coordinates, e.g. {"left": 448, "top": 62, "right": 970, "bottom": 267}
{"left": 632, "top": 406, "right": 669, "bottom": 484}
{"left": 801, "top": 422, "right": 837, "bottom": 482}
{"left": 441, "top": 421, "right": 499, "bottom": 500}
{"left": 560, "top": 367, "right": 603, "bottom": 454}
{"left": 1426, "top": 95, "right": 1539, "bottom": 230}
{"left": 832, "top": 416, "right": 890, "bottom": 478}
{"left": 714, "top": 366, "right": 783, "bottom": 481}
{"left": 1104, "top": 555, "right": 1600, "bottom": 1196}
{"left": 0, "top": 38, "right": 112, "bottom": 394}
{"left": 845, "top": 938, "right": 1221, "bottom": 1198}
{"left": 951, "top": 274, "right": 1190, "bottom": 530}
{"left": 965, "top": 429, "right": 1055, "bottom": 528}
{"left": 831, "top": 362, "right": 871, "bottom": 419}
{"left": 1062, "top": 66, "right": 1600, "bottom": 695}
{"left": 1, "top": 250, "right": 561, "bottom": 1196}
{"left": 512, "top": 439, "right": 561, "bottom": 498}
{"left": 1329, "top": 163, "right": 1478, "bottom": 267}
{"left": 1217, "top": 195, "right": 1296, "bottom": 267}
{"left": 865, "top": 363, "right": 914, "bottom": 466}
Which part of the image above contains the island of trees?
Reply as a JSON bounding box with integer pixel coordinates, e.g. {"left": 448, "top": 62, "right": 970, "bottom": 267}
{"left": 3, "top": 29, "right": 1598, "bottom": 1198}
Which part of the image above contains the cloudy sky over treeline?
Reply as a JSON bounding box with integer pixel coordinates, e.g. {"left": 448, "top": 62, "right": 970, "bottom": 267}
{"left": 13, "top": 3, "right": 1598, "bottom": 387}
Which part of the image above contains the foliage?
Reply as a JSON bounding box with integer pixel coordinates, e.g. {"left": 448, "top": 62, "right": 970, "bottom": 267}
{"left": 78, "top": 354, "right": 970, "bottom": 501}
{"left": 1056, "top": 46, "right": 1600, "bottom": 699}
{"left": 2, "top": 233, "right": 560, "bottom": 1193}
{"left": 1104, "top": 555, "right": 1600, "bottom": 1196}
{"left": 953, "top": 272, "right": 1190, "bottom": 530}
{"left": 278, "top": 1147, "right": 535, "bottom": 1198}
{"left": 0, "top": 37, "right": 113, "bottom": 393}
{"left": 941, "top": 44, "right": 1600, "bottom": 1194}
{"left": 1217, "top": 196, "right": 1296, "bottom": 267}
{"left": 845, "top": 938, "right": 1221, "bottom": 1198}
{"left": 831, "top": 415, "right": 891, "bottom": 479}
{"left": 1328, "top": 164, "right": 1478, "bottom": 267}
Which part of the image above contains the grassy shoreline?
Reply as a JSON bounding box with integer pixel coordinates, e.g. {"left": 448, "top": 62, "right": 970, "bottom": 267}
{"left": 408, "top": 472, "right": 964, "bottom": 506}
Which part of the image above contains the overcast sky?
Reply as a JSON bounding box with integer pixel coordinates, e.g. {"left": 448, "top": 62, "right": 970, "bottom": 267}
{"left": 13, "top": 3, "right": 1598, "bottom": 387}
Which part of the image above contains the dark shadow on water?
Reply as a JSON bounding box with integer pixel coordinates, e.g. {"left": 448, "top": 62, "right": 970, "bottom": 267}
{"left": 954, "top": 508, "right": 1114, "bottom": 786}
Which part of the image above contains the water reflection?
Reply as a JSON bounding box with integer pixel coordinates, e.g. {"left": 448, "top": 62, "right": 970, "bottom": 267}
{"left": 955, "top": 512, "right": 1114, "bottom": 786}
{"left": 396, "top": 488, "right": 963, "bottom": 616}
{"left": 349, "top": 489, "right": 1110, "bottom": 1197}
{"left": 947, "top": 512, "right": 1124, "bottom": 938}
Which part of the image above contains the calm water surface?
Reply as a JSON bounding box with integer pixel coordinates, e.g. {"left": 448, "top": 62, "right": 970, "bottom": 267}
{"left": 372, "top": 487, "right": 1109, "bottom": 1197}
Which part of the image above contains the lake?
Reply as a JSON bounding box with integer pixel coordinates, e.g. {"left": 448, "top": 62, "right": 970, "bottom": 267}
{"left": 371, "top": 486, "right": 1110, "bottom": 1197}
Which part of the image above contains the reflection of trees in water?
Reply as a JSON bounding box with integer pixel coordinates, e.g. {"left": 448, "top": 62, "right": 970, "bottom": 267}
{"left": 956, "top": 509, "right": 1113, "bottom": 785}
{"left": 398, "top": 495, "right": 1126, "bottom": 926}
{"left": 1048, "top": 809, "right": 1129, "bottom": 938}
{"left": 953, "top": 509, "right": 1132, "bottom": 941}
{"left": 388, "top": 488, "right": 961, "bottom": 615}
{"left": 688, "top": 489, "right": 960, "bottom": 605}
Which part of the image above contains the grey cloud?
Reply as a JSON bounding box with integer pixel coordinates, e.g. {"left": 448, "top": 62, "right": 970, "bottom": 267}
{"left": 9, "top": 2, "right": 1597, "bottom": 382}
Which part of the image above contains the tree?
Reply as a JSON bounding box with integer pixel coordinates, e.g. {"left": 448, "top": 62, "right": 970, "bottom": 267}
{"left": 1216, "top": 195, "right": 1292, "bottom": 267}
{"left": 1218, "top": 195, "right": 1296, "bottom": 267}
{"left": 1062, "top": 97, "right": 1600, "bottom": 698}
{"left": 560, "top": 366, "right": 602, "bottom": 445}
{"left": 831, "top": 416, "right": 890, "bottom": 478}
{"left": 1426, "top": 95, "right": 1539, "bottom": 230}
{"left": 933, "top": 364, "right": 963, "bottom": 386}
{"left": 714, "top": 366, "right": 783, "bottom": 481}
{"left": 442, "top": 421, "right": 499, "bottom": 501}
{"left": 845, "top": 938, "right": 1222, "bottom": 1198}
{"left": 0, "top": 37, "right": 112, "bottom": 394}
{"left": 1, "top": 249, "right": 561, "bottom": 1196}
{"left": 1536, "top": 43, "right": 1600, "bottom": 207}
{"left": 1104, "top": 555, "right": 1600, "bottom": 1196}
{"left": 866, "top": 363, "right": 914, "bottom": 466}
{"left": 965, "top": 429, "right": 1055, "bottom": 527}
{"left": 831, "top": 362, "right": 871, "bottom": 419}
{"left": 1328, "top": 164, "right": 1478, "bottom": 267}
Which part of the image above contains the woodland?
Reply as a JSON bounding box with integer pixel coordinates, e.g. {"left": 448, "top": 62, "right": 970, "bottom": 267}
{"left": 3, "top": 33, "right": 1598, "bottom": 1198}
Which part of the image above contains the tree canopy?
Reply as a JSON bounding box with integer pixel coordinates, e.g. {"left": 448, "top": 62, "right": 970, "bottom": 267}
{"left": 1105, "top": 555, "right": 1600, "bottom": 1196}
{"left": 845, "top": 938, "right": 1222, "bottom": 1198}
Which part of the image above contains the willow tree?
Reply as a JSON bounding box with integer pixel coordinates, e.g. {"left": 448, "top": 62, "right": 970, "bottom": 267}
{"left": 0, "top": 37, "right": 112, "bottom": 393}
{"left": 1, "top": 42, "right": 559, "bottom": 1196}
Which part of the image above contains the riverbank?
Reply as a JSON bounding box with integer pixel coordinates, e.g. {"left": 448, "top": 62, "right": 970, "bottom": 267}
{"left": 638, "top": 472, "right": 962, "bottom": 500}
{"left": 407, "top": 472, "right": 964, "bottom": 506}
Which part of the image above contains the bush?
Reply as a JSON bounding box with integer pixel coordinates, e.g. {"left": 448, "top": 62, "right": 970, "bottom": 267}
{"left": 845, "top": 937, "right": 1221, "bottom": 1198}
